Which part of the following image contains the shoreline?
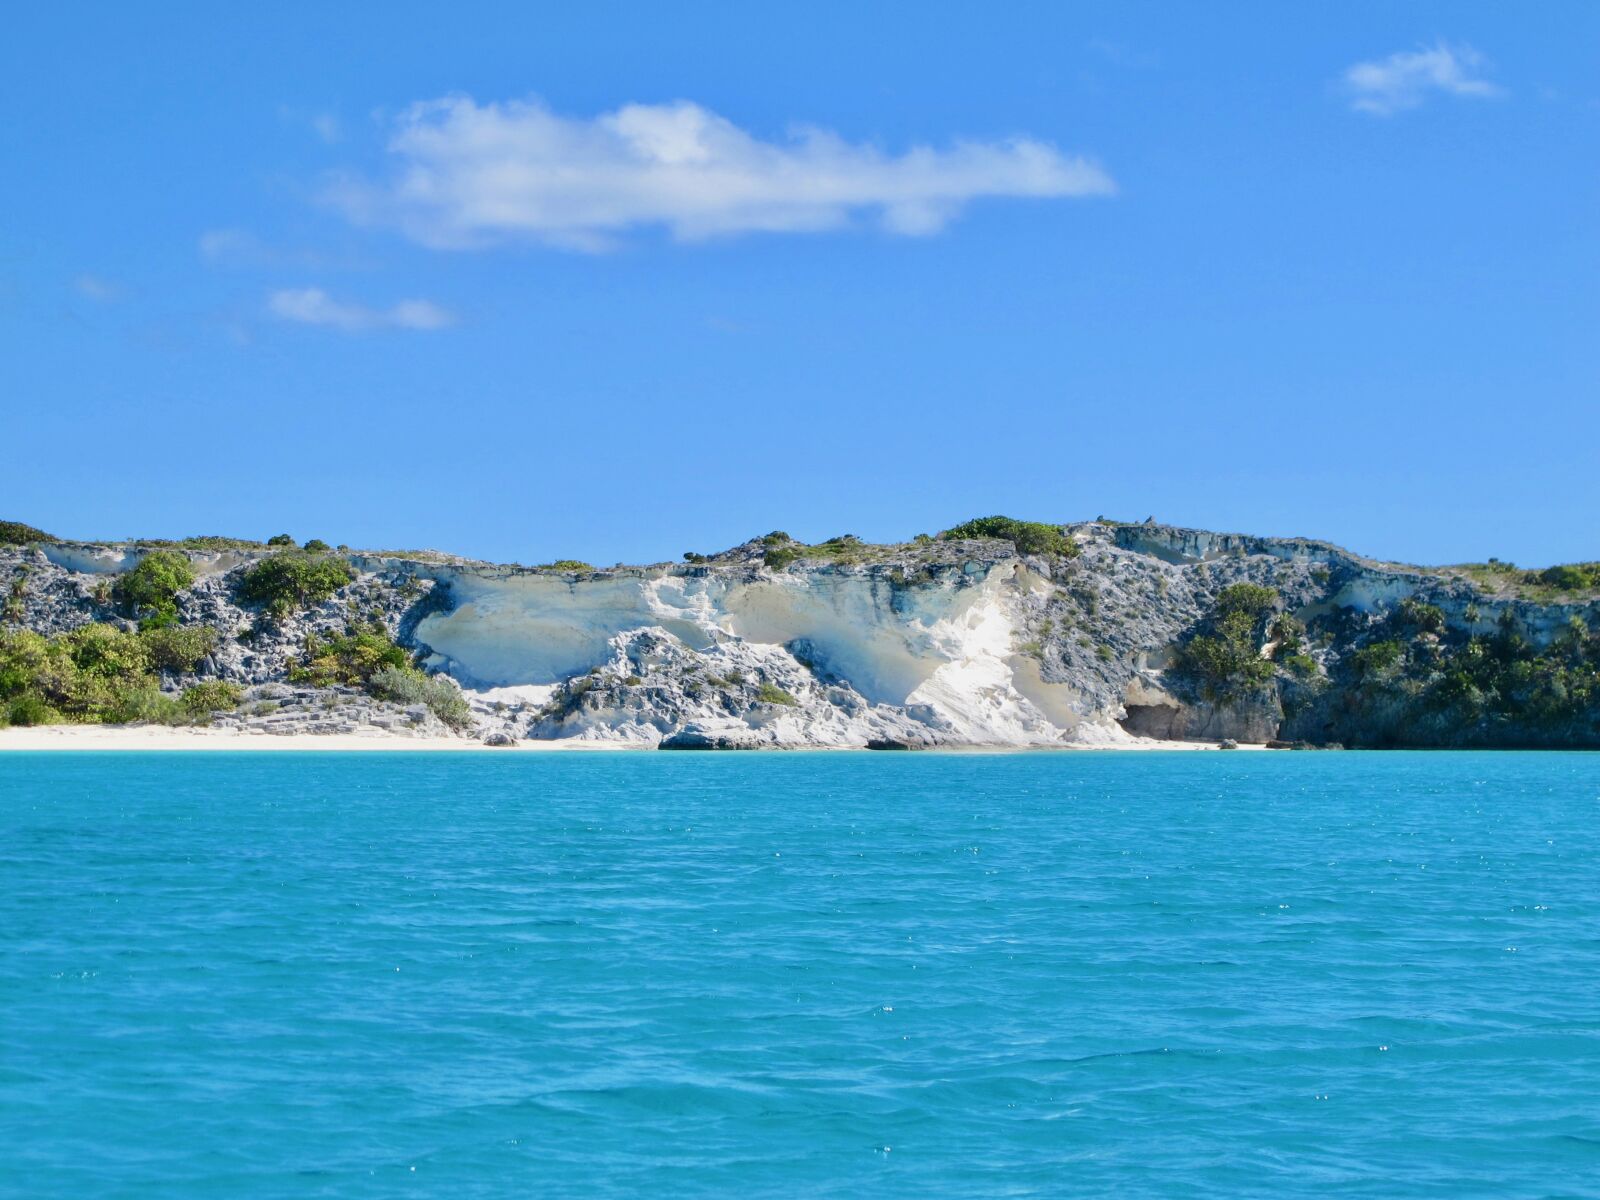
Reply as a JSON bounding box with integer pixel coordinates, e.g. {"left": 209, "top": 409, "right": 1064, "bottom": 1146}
{"left": 0, "top": 725, "right": 1261, "bottom": 753}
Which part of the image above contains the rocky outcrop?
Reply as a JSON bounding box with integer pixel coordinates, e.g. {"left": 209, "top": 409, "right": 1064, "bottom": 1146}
{"left": 4, "top": 520, "right": 1597, "bottom": 748}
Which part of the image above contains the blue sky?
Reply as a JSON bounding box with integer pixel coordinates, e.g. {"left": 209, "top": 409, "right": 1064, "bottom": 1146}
{"left": 3, "top": 2, "right": 1596, "bottom": 567}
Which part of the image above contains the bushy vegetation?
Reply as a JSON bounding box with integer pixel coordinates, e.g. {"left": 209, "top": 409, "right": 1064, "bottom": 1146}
{"left": 0, "top": 520, "right": 52, "bottom": 545}
{"left": 1269, "top": 612, "right": 1306, "bottom": 656}
{"left": 114, "top": 550, "right": 195, "bottom": 627}
{"left": 368, "top": 665, "right": 473, "bottom": 730}
{"left": 179, "top": 680, "right": 242, "bottom": 716}
{"left": 1448, "top": 558, "right": 1600, "bottom": 600}
{"left": 5, "top": 567, "right": 31, "bottom": 623}
{"left": 236, "top": 552, "right": 356, "bottom": 617}
{"left": 289, "top": 623, "right": 472, "bottom": 730}
{"left": 1538, "top": 563, "right": 1600, "bottom": 592}
{"left": 1352, "top": 639, "right": 1405, "bottom": 678}
{"left": 1177, "top": 583, "right": 1279, "bottom": 697}
{"left": 267, "top": 534, "right": 295, "bottom": 547}
{"left": 754, "top": 682, "right": 798, "bottom": 706}
{"left": 134, "top": 536, "right": 267, "bottom": 552}
{"left": 139, "top": 624, "right": 217, "bottom": 673}
{"left": 289, "top": 625, "right": 411, "bottom": 686}
{"left": 1395, "top": 597, "right": 1446, "bottom": 634}
{"left": 940, "top": 516, "right": 1080, "bottom": 558}
{"left": 540, "top": 560, "right": 594, "bottom": 572}
{"left": 1327, "top": 606, "right": 1600, "bottom": 744}
{"left": 0, "top": 622, "right": 231, "bottom": 727}
{"left": 1426, "top": 615, "right": 1600, "bottom": 729}
{"left": 764, "top": 545, "right": 801, "bottom": 570}
{"left": 302, "top": 539, "right": 332, "bottom": 553}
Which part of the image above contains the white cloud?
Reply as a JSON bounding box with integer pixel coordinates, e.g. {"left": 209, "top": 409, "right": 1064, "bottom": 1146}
{"left": 267, "top": 287, "right": 454, "bottom": 332}
{"left": 1343, "top": 42, "right": 1504, "bottom": 116}
{"left": 74, "top": 274, "right": 121, "bottom": 301}
{"left": 325, "top": 95, "right": 1114, "bottom": 251}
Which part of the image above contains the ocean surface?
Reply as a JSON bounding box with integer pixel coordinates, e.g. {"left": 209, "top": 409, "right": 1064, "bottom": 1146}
{"left": 2, "top": 751, "right": 1598, "bottom": 1198}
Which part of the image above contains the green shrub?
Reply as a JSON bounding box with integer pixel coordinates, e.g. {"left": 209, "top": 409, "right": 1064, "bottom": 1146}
{"left": 0, "top": 520, "right": 52, "bottom": 545}
{"left": 761, "top": 531, "right": 792, "bottom": 546}
{"left": 179, "top": 680, "right": 241, "bottom": 716}
{"left": 115, "top": 550, "right": 195, "bottom": 625}
{"left": 0, "top": 622, "right": 228, "bottom": 726}
{"left": 940, "top": 516, "right": 1080, "bottom": 558}
{"left": 7, "top": 693, "right": 61, "bottom": 725}
{"left": 302, "top": 538, "right": 332, "bottom": 553}
{"left": 237, "top": 552, "right": 356, "bottom": 617}
{"left": 1269, "top": 613, "right": 1305, "bottom": 656}
{"left": 1396, "top": 598, "right": 1446, "bottom": 635}
{"left": 1214, "top": 583, "right": 1278, "bottom": 620}
{"left": 1177, "top": 584, "right": 1280, "bottom": 697}
{"left": 134, "top": 536, "right": 268, "bottom": 552}
{"left": 267, "top": 534, "right": 294, "bottom": 547}
{"left": 64, "top": 623, "right": 149, "bottom": 679}
{"left": 139, "top": 624, "right": 217, "bottom": 673}
{"left": 540, "top": 560, "right": 594, "bottom": 572}
{"left": 1282, "top": 653, "right": 1319, "bottom": 677}
{"left": 104, "top": 684, "right": 185, "bottom": 725}
{"left": 755, "top": 682, "right": 797, "bottom": 706}
{"left": 764, "top": 546, "right": 800, "bottom": 570}
{"left": 1538, "top": 563, "right": 1600, "bottom": 592}
{"left": 368, "top": 664, "right": 474, "bottom": 730}
{"left": 1353, "top": 639, "right": 1405, "bottom": 678}
{"left": 290, "top": 625, "right": 410, "bottom": 687}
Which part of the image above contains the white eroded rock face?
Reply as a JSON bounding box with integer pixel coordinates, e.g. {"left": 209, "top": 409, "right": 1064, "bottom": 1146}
{"left": 415, "top": 560, "right": 1095, "bottom": 747}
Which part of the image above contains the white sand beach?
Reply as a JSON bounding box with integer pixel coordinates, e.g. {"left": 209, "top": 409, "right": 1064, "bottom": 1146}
{"left": 0, "top": 725, "right": 1263, "bottom": 752}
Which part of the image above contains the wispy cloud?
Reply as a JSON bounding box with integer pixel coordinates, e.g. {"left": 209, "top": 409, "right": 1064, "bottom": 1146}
{"left": 324, "top": 95, "right": 1114, "bottom": 251}
{"left": 1086, "top": 38, "right": 1160, "bottom": 70}
{"left": 1343, "top": 42, "right": 1504, "bottom": 116}
{"left": 201, "top": 229, "right": 366, "bottom": 272}
{"left": 266, "top": 287, "right": 454, "bottom": 332}
{"left": 200, "top": 228, "right": 266, "bottom": 266}
{"left": 311, "top": 112, "right": 342, "bottom": 144}
{"left": 74, "top": 274, "right": 121, "bottom": 302}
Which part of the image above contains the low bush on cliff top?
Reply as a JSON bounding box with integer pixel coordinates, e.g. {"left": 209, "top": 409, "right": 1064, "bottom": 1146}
{"left": 1538, "top": 562, "right": 1600, "bottom": 592}
{"left": 1448, "top": 559, "right": 1600, "bottom": 601}
{"left": 237, "top": 552, "right": 356, "bottom": 618}
{"left": 133, "top": 535, "right": 267, "bottom": 552}
{"left": 0, "top": 521, "right": 52, "bottom": 545}
{"left": 940, "top": 516, "right": 1080, "bottom": 558}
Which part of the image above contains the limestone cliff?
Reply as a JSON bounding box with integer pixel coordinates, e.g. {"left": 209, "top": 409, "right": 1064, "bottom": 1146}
{"left": 2, "top": 521, "right": 1596, "bottom": 748}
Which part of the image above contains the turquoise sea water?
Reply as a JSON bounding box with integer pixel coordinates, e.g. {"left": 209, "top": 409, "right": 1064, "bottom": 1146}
{"left": 2, "top": 751, "right": 1598, "bottom": 1198}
